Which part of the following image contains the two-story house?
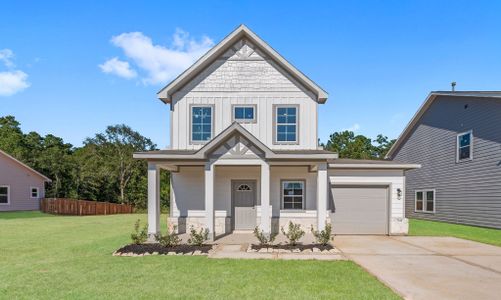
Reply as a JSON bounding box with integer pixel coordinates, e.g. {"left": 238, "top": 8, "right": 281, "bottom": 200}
{"left": 387, "top": 91, "right": 501, "bottom": 229}
{"left": 134, "top": 25, "right": 419, "bottom": 240}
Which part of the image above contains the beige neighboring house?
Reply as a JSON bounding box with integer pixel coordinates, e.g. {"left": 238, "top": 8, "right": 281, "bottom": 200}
{"left": 0, "top": 149, "right": 51, "bottom": 211}
{"left": 134, "top": 25, "right": 420, "bottom": 240}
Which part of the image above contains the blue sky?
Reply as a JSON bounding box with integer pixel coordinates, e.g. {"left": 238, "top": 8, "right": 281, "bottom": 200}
{"left": 1, "top": 1, "right": 501, "bottom": 148}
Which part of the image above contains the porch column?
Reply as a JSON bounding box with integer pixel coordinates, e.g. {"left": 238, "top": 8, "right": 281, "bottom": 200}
{"left": 316, "top": 163, "right": 328, "bottom": 231}
{"left": 204, "top": 162, "right": 215, "bottom": 240}
{"left": 259, "top": 162, "right": 271, "bottom": 234}
{"left": 147, "top": 162, "right": 160, "bottom": 240}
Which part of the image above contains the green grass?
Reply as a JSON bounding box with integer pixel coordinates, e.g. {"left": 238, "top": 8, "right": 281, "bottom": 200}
{"left": 409, "top": 218, "right": 501, "bottom": 247}
{"left": 0, "top": 212, "right": 399, "bottom": 299}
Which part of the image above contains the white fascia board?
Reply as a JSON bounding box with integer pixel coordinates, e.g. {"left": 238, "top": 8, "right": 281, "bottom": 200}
{"left": 328, "top": 163, "right": 421, "bottom": 170}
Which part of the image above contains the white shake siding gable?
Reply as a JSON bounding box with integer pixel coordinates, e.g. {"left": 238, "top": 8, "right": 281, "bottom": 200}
{"left": 170, "top": 39, "right": 319, "bottom": 151}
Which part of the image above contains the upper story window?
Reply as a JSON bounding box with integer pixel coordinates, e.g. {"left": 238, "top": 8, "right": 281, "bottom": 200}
{"left": 415, "top": 190, "right": 435, "bottom": 213}
{"left": 191, "top": 106, "right": 213, "bottom": 143}
{"left": 457, "top": 131, "right": 473, "bottom": 162}
{"left": 31, "top": 187, "right": 39, "bottom": 198}
{"left": 0, "top": 186, "right": 9, "bottom": 204}
{"left": 233, "top": 105, "right": 256, "bottom": 123}
{"left": 275, "top": 106, "right": 298, "bottom": 144}
{"left": 282, "top": 180, "right": 305, "bottom": 210}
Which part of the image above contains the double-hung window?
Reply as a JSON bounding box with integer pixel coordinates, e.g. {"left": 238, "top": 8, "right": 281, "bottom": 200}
{"left": 457, "top": 131, "right": 473, "bottom": 162}
{"left": 233, "top": 105, "right": 256, "bottom": 123}
{"left": 415, "top": 190, "right": 435, "bottom": 213}
{"left": 282, "top": 180, "right": 305, "bottom": 210}
{"left": 0, "top": 186, "right": 9, "bottom": 204}
{"left": 275, "top": 106, "right": 298, "bottom": 143}
{"left": 31, "top": 187, "right": 39, "bottom": 198}
{"left": 191, "top": 106, "right": 212, "bottom": 143}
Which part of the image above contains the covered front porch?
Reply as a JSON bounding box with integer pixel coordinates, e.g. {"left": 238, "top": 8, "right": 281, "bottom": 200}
{"left": 146, "top": 159, "right": 330, "bottom": 241}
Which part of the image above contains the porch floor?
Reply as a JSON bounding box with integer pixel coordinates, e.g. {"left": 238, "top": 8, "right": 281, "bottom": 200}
{"left": 177, "top": 232, "right": 323, "bottom": 245}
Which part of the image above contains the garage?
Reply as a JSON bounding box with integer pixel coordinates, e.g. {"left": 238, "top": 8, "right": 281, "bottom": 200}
{"left": 330, "top": 185, "right": 389, "bottom": 234}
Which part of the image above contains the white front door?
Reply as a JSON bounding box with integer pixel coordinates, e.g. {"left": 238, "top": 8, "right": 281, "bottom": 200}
{"left": 232, "top": 181, "right": 257, "bottom": 230}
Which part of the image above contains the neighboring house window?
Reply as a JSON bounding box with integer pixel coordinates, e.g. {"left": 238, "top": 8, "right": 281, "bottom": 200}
{"left": 191, "top": 106, "right": 212, "bottom": 142}
{"left": 31, "top": 187, "right": 39, "bottom": 198}
{"left": 415, "top": 190, "right": 435, "bottom": 213}
{"left": 282, "top": 180, "right": 305, "bottom": 210}
{"left": 457, "top": 131, "right": 473, "bottom": 161}
{"left": 0, "top": 186, "right": 9, "bottom": 204}
{"left": 275, "top": 106, "right": 298, "bottom": 143}
{"left": 233, "top": 105, "right": 256, "bottom": 123}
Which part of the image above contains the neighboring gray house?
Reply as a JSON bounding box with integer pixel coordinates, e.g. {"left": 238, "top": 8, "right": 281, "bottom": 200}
{"left": 387, "top": 91, "right": 501, "bottom": 229}
{"left": 0, "top": 149, "right": 51, "bottom": 211}
{"left": 134, "top": 25, "right": 419, "bottom": 240}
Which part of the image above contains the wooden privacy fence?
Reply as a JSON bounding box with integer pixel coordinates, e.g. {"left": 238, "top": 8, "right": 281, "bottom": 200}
{"left": 41, "top": 198, "right": 134, "bottom": 215}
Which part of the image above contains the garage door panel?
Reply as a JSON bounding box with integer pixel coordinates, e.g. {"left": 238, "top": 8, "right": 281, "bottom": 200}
{"left": 330, "top": 186, "right": 388, "bottom": 234}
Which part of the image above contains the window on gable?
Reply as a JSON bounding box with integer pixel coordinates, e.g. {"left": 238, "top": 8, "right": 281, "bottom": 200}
{"left": 415, "top": 190, "right": 435, "bottom": 213}
{"left": 276, "top": 106, "right": 298, "bottom": 143}
{"left": 31, "top": 187, "right": 39, "bottom": 198}
{"left": 457, "top": 131, "right": 473, "bottom": 161}
{"left": 282, "top": 180, "right": 304, "bottom": 210}
{"left": 233, "top": 106, "right": 255, "bottom": 122}
{"left": 0, "top": 186, "right": 9, "bottom": 204}
{"left": 191, "top": 106, "right": 212, "bottom": 142}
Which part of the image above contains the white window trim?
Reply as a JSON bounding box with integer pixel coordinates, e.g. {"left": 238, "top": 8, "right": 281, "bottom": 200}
{"left": 456, "top": 130, "right": 473, "bottom": 162}
{"left": 0, "top": 185, "right": 10, "bottom": 205}
{"left": 273, "top": 105, "right": 299, "bottom": 145}
{"left": 189, "top": 104, "right": 214, "bottom": 145}
{"left": 281, "top": 179, "right": 306, "bottom": 211}
{"left": 232, "top": 104, "right": 257, "bottom": 123}
{"left": 30, "top": 186, "right": 39, "bottom": 199}
{"left": 415, "top": 189, "right": 436, "bottom": 214}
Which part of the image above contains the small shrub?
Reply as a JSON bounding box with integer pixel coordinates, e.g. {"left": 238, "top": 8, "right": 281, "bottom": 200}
{"left": 281, "top": 222, "right": 305, "bottom": 246}
{"left": 253, "top": 227, "right": 278, "bottom": 246}
{"left": 155, "top": 225, "right": 181, "bottom": 247}
{"left": 187, "top": 226, "right": 209, "bottom": 246}
{"left": 311, "top": 222, "right": 333, "bottom": 246}
{"left": 131, "top": 219, "right": 148, "bottom": 244}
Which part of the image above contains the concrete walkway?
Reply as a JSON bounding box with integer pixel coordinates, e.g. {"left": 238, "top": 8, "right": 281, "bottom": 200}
{"left": 206, "top": 233, "right": 345, "bottom": 260}
{"left": 335, "top": 236, "right": 501, "bottom": 300}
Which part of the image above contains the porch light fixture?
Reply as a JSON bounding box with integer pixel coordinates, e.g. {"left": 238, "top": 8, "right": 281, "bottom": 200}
{"left": 397, "top": 188, "right": 402, "bottom": 200}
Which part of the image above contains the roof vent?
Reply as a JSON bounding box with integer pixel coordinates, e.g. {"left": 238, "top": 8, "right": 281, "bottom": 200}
{"left": 451, "top": 81, "right": 456, "bottom": 92}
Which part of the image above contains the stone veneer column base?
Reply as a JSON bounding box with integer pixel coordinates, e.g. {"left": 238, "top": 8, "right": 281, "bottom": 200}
{"left": 169, "top": 217, "right": 231, "bottom": 236}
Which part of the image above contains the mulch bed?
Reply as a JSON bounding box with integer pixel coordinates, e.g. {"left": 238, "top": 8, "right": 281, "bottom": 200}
{"left": 250, "top": 244, "right": 333, "bottom": 251}
{"left": 116, "top": 243, "right": 213, "bottom": 255}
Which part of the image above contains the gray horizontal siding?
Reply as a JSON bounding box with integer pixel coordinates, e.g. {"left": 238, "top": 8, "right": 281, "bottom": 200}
{"left": 393, "top": 96, "right": 501, "bottom": 229}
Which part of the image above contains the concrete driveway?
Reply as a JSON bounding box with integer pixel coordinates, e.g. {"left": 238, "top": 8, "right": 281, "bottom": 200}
{"left": 335, "top": 236, "right": 501, "bottom": 300}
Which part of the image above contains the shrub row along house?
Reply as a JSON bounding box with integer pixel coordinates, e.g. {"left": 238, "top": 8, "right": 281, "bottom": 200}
{"left": 0, "top": 149, "right": 51, "bottom": 211}
{"left": 134, "top": 25, "right": 420, "bottom": 240}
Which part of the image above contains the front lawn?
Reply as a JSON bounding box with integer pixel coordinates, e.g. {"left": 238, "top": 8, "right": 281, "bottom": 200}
{"left": 0, "top": 212, "right": 399, "bottom": 299}
{"left": 409, "top": 218, "right": 501, "bottom": 247}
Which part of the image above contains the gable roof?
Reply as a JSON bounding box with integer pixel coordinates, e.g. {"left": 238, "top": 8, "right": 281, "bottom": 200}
{"left": 386, "top": 91, "right": 501, "bottom": 159}
{"left": 134, "top": 122, "right": 338, "bottom": 160}
{"left": 157, "top": 24, "right": 328, "bottom": 104}
{"left": 0, "top": 149, "right": 52, "bottom": 182}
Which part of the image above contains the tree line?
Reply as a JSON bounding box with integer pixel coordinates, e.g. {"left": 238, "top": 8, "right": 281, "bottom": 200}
{"left": 0, "top": 115, "right": 169, "bottom": 209}
{"left": 0, "top": 115, "right": 395, "bottom": 208}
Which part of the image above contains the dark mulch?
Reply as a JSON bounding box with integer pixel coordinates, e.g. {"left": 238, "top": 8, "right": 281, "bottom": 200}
{"left": 116, "top": 243, "right": 213, "bottom": 254}
{"left": 250, "top": 244, "right": 333, "bottom": 251}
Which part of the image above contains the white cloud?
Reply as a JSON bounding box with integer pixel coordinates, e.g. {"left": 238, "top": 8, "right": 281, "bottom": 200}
{"left": 0, "top": 49, "right": 15, "bottom": 68}
{"left": 99, "top": 57, "right": 137, "bottom": 79}
{"left": 102, "top": 29, "right": 214, "bottom": 84}
{"left": 342, "top": 123, "right": 361, "bottom": 132}
{"left": 0, "top": 70, "right": 30, "bottom": 96}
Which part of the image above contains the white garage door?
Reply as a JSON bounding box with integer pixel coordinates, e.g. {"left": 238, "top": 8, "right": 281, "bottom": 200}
{"left": 330, "top": 185, "right": 388, "bottom": 234}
